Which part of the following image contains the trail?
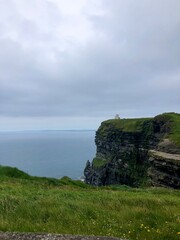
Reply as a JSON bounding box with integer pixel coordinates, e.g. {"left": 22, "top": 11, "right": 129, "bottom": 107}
{"left": 0, "top": 232, "right": 124, "bottom": 240}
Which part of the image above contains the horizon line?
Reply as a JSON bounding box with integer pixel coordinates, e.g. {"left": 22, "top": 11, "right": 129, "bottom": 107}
{"left": 0, "top": 129, "right": 96, "bottom": 133}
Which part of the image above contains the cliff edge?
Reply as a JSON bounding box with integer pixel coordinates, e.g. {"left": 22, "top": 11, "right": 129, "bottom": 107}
{"left": 84, "top": 113, "right": 180, "bottom": 189}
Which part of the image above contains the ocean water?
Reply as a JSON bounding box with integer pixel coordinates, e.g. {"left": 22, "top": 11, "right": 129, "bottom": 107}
{"left": 0, "top": 130, "right": 96, "bottom": 179}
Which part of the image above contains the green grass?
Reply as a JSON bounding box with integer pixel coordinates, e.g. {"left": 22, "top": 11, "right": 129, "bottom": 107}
{"left": 99, "top": 118, "right": 151, "bottom": 133}
{"left": 0, "top": 166, "right": 31, "bottom": 179}
{"left": 0, "top": 166, "right": 180, "bottom": 240}
{"left": 92, "top": 158, "right": 108, "bottom": 169}
{"left": 162, "top": 112, "right": 180, "bottom": 145}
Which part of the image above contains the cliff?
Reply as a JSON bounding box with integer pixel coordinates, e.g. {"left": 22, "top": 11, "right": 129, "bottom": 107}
{"left": 84, "top": 113, "right": 180, "bottom": 188}
{"left": 148, "top": 150, "right": 180, "bottom": 188}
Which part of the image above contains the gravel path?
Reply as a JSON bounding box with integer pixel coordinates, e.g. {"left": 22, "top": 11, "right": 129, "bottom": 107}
{"left": 0, "top": 232, "right": 124, "bottom": 240}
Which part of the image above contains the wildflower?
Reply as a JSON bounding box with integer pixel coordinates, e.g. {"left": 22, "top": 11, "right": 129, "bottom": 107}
{"left": 177, "top": 232, "right": 180, "bottom": 235}
{"left": 147, "top": 229, "right": 150, "bottom": 232}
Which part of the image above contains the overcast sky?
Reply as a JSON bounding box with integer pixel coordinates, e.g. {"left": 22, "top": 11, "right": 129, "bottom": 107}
{"left": 0, "top": 0, "right": 180, "bottom": 130}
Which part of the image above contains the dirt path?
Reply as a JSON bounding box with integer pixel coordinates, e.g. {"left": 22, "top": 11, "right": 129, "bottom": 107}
{"left": 0, "top": 232, "right": 124, "bottom": 240}
{"left": 149, "top": 150, "right": 180, "bottom": 161}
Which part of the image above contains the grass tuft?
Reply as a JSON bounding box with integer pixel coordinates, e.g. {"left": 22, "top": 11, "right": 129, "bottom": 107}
{"left": 92, "top": 158, "right": 108, "bottom": 169}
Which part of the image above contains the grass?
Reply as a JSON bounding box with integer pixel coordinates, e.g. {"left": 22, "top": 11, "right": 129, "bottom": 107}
{"left": 162, "top": 112, "right": 180, "bottom": 146}
{"left": 99, "top": 118, "right": 151, "bottom": 133}
{"left": 92, "top": 158, "right": 108, "bottom": 169}
{"left": 0, "top": 166, "right": 31, "bottom": 179}
{"left": 0, "top": 166, "right": 180, "bottom": 240}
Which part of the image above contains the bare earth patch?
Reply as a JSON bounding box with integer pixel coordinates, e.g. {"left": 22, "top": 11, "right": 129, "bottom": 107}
{"left": 0, "top": 232, "right": 123, "bottom": 240}
{"left": 149, "top": 150, "right": 180, "bottom": 161}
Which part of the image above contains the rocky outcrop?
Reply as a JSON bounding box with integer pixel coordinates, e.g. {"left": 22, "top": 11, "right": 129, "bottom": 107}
{"left": 148, "top": 150, "right": 180, "bottom": 189}
{"left": 84, "top": 126, "right": 151, "bottom": 187}
{"left": 84, "top": 113, "right": 180, "bottom": 188}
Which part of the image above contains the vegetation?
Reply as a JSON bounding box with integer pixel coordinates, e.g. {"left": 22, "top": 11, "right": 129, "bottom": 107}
{"left": 92, "top": 158, "right": 108, "bottom": 169}
{"left": 99, "top": 118, "right": 151, "bottom": 134}
{"left": 161, "top": 112, "right": 180, "bottom": 145}
{"left": 0, "top": 166, "right": 31, "bottom": 179}
{"left": 0, "top": 165, "right": 180, "bottom": 240}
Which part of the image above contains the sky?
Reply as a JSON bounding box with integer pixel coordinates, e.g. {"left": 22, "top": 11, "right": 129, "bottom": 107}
{"left": 0, "top": 0, "right": 180, "bottom": 131}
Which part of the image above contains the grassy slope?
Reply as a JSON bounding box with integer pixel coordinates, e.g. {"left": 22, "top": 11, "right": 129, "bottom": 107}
{"left": 0, "top": 166, "right": 180, "bottom": 240}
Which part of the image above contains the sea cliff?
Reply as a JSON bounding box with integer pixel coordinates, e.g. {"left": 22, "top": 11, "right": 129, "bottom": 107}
{"left": 84, "top": 113, "right": 180, "bottom": 188}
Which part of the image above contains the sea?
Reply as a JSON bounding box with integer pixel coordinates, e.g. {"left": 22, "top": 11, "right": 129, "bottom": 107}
{"left": 0, "top": 130, "right": 96, "bottom": 179}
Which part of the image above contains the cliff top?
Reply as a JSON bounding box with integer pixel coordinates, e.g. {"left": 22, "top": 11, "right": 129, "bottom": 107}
{"left": 100, "top": 117, "right": 151, "bottom": 132}
{"left": 98, "top": 112, "right": 180, "bottom": 146}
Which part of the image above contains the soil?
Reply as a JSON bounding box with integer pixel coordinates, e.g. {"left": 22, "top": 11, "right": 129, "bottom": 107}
{"left": 149, "top": 150, "right": 180, "bottom": 161}
{"left": 0, "top": 232, "right": 124, "bottom": 240}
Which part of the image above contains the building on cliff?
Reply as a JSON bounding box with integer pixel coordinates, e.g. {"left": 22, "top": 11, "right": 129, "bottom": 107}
{"left": 114, "top": 114, "right": 120, "bottom": 119}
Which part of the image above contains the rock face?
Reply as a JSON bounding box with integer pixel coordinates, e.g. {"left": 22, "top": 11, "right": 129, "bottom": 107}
{"left": 84, "top": 113, "right": 180, "bottom": 188}
{"left": 148, "top": 150, "right": 180, "bottom": 189}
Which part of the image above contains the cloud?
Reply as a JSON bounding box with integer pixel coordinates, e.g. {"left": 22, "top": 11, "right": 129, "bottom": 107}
{"left": 0, "top": 0, "right": 180, "bottom": 129}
